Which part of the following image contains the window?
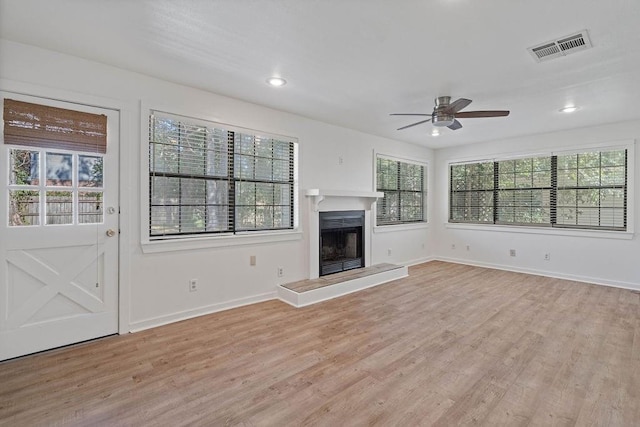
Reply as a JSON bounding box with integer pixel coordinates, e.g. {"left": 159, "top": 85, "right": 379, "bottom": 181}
{"left": 376, "top": 156, "right": 426, "bottom": 226}
{"left": 450, "top": 161, "right": 494, "bottom": 223}
{"left": 148, "top": 111, "right": 296, "bottom": 238}
{"left": 496, "top": 156, "right": 552, "bottom": 225}
{"left": 4, "top": 99, "right": 107, "bottom": 227}
{"left": 449, "top": 148, "right": 628, "bottom": 231}
{"left": 555, "top": 150, "right": 626, "bottom": 229}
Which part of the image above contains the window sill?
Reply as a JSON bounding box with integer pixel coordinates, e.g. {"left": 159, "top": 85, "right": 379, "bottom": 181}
{"left": 141, "top": 229, "right": 303, "bottom": 254}
{"left": 374, "top": 222, "right": 429, "bottom": 233}
{"left": 445, "top": 223, "right": 634, "bottom": 240}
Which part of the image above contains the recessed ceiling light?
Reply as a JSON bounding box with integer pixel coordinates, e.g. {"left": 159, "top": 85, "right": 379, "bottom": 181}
{"left": 560, "top": 105, "right": 578, "bottom": 113}
{"left": 266, "top": 77, "right": 287, "bottom": 87}
{"left": 431, "top": 129, "right": 440, "bottom": 137}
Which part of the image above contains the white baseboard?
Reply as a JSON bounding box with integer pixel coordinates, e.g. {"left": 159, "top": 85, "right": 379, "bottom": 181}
{"left": 434, "top": 256, "right": 640, "bottom": 292}
{"left": 405, "top": 255, "right": 436, "bottom": 267}
{"left": 128, "top": 291, "right": 277, "bottom": 332}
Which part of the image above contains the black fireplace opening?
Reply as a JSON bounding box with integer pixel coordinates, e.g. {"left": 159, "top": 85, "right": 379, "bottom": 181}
{"left": 319, "top": 210, "right": 365, "bottom": 276}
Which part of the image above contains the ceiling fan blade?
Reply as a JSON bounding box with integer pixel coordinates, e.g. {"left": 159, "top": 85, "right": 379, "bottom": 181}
{"left": 390, "top": 113, "right": 431, "bottom": 116}
{"left": 444, "top": 98, "right": 472, "bottom": 114}
{"left": 447, "top": 119, "right": 463, "bottom": 131}
{"left": 455, "top": 110, "right": 510, "bottom": 118}
{"left": 397, "top": 118, "right": 432, "bottom": 130}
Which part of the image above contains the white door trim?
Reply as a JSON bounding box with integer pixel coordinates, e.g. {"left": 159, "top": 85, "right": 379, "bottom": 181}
{"left": 0, "top": 78, "right": 134, "bottom": 336}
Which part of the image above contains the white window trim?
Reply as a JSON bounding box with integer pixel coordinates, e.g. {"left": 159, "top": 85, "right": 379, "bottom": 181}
{"left": 140, "top": 102, "right": 301, "bottom": 253}
{"left": 374, "top": 222, "right": 429, "bottom": 233}
{"left": 445, "top": 222, "right": 633, "bottom": 240}
{"left": 446, "top": 139, "right": 635, "bottom": 238}
{"left": 140, "top": 229, "right": 303, "bottom": 254}
{"left": 373, "top": 150, "right": 429, "bottom": 229}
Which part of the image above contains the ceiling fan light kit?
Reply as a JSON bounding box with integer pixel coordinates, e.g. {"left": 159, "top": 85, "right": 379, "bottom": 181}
{"left": 390, "top": 96, "right": 510, "bottom": 132}
{"left": 560, "top": 105, "right": 579, "bottom": 113}
{"left": 266, "top": 76, "right": 287, "bottom": 87}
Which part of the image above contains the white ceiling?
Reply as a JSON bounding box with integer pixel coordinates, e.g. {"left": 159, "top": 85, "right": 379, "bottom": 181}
{"left": 2, "top": 0, "right": 640, "bottom": 149}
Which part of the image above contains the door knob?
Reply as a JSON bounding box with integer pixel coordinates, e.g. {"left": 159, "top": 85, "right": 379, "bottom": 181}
{"left": 106, "top": 229, "right": 116, "bottom": 237}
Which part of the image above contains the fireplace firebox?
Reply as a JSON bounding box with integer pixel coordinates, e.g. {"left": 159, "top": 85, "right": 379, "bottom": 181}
{"left": 319, "top": 210, "right": 364, "bottom": 276}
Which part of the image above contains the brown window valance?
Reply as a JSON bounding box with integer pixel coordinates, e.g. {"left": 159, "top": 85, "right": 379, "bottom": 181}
{"left": 3, "top": 99, "right": 107, "bottom": 153}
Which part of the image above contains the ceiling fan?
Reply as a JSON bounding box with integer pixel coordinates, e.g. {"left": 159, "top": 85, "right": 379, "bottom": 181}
{"left": 390, "top": 96, "right": 510, "bottom": 131}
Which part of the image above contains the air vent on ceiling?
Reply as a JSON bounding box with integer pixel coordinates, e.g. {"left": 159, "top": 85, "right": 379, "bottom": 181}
{"left": 528, "top": 30, "right": 592, "bottom": 62}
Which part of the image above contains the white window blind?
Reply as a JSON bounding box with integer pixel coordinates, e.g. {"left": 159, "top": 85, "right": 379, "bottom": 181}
{"left": 496, "top": 156, "right": 552, "bottom": 225}
{"left": 376, "top": 156, "right": 426, "bottom": 226}
{"left": 555, "top": 150, "right": 626, "bottom": 229}
{"left": 450, "top": 161, "right": 494, "bottom": 223}
{"left": 234, "top": 133, "right": 294, "bottom": 231}
{"left": 449, "top": 148, "right": 628, "bottom": 231}
{"left": 149, "top": 112, "right": 295, "bottom": 238}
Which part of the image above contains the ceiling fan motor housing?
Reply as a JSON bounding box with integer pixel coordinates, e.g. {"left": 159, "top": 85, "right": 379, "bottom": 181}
{"left": 432, "top": 113, "right": 455, "bottom": 127}
{"left": 433, "top": 97, "right": 454, "bottom": 126}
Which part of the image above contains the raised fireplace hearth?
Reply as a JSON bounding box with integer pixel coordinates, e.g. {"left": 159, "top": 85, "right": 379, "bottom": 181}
{"left": 319, "top": 210, "right": 364, "bottom": 276}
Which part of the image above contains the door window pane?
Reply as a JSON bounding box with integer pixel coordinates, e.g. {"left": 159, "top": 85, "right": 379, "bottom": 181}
{"left": 46, "top": 191, "right": 73, "bottom": 225}
{"left": 10, "top": 149, "right": 39, "bottom": 185}
{"left": 9, "top": 190, "right": 40, "bottom": 226}
{"left": 46, "top": 153, "right": 73, "bottom": 187}
{"left": 78, "top": 191, "right": 103, "bottom": 224}
{"left": 78, "top": 155, "right": 103, "bottom": 188}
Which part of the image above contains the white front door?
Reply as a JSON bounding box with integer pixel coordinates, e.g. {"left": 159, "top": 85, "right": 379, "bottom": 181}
{"left": 0, "top": 93, "right": 119, "bottom": 361}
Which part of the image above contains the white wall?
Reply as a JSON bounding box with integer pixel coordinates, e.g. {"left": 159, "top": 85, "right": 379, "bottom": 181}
{"left": 0, "top": 40, "right": 434, "bottom": 331}
{"left": 433, "top": 121, "right": 640, "bottom": 289}
{"left": 4, "top": 37, "right": 635, "bottom": 337}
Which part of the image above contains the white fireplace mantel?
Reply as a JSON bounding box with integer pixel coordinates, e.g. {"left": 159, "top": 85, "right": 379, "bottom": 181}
{"left": 304, "top": 189, "right": 383, "bottom": 212}
{"left": 304, "top": 189, "right": 382, "bottom": 279}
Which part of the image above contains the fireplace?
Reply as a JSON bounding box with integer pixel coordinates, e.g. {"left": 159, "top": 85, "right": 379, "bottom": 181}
{"left": 319, "top": 210, "right": 364, "bottom": 276}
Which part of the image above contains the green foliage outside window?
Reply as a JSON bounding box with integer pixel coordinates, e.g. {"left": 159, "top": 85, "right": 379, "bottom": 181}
{"left": 376, "top": 157, "right": 426, "bottom": 226}
{"left": 149, "top": 113, "right": 295, "bottom": 237}
{"left": 449, "top": 149, "right": 627, "bottom": 230}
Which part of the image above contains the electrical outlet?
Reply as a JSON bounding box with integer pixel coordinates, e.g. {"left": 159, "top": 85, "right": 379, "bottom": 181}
{"left": 510, "top": 249, "right": 516, "bottom": 257}
{"left": 544, "top": 253, "right": 551, "bottom": 261}
{"left": 250, "top": 255, "right": 256, "bottom": 266}
{"left": 387, "top": 248, "right": 392, "bottom": 256}
{"left": 338, "top": 156, "right": 344, "bottom": 165}
{"left": 277, "top": 267, "right": 284, "bottom": 277}
{"left": 189, "top": 279, "right": 198, "bottom": 292}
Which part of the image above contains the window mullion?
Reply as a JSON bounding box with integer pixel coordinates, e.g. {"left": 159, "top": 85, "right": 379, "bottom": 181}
{"left": 289, "top": 143, "right": 294, "bottom": 229}
{"left": 550, "top": 155, "right": 557, "bottom": 226}
{"left": 253, "top": 135, "right": 257, "bottom": 230}
{"left": 598, "top": 152, "right": 602, "bottom": 228}
{"left": 178, "top": 123, "right": 183, "bottom": 234}
{"left": 575, "top": 154, "right": 580, "bottom": 227}
{"left": 624, "top": 150, "right": 628, "bottom": 228}
{"left": 229, "top": 131, "right": 236, "bottom": 233}
{"left": 493, "top": 162, "right": 500, "bottom": 224}
{"left": 396, "top": 161, "right": 401, "bottom": 222}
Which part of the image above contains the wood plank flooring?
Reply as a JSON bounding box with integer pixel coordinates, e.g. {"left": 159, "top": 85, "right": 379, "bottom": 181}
{"left": 1, "top": 261, "right": 639, "bottom": 426}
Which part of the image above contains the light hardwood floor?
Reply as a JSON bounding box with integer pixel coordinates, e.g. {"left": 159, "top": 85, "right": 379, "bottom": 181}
{"left": 1, "top": 261, "right": 639, "bottom": 426}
